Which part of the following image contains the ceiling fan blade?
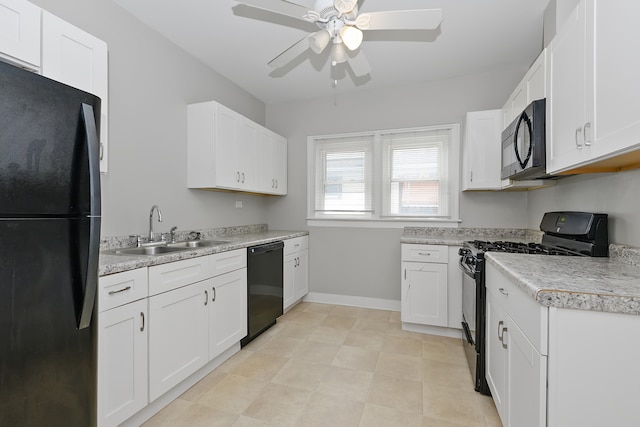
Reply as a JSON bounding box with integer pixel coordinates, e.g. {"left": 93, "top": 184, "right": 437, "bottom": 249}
{"left": 356, "top": 9, "right": 443, "bottom": 31}
{"left": 347, "top": 50, "right": 371, "bottom": 76}
{"left": 268, "top": 35, "right": 312, "bottom": 69}
{"left": 235, "top": 0, "right": 310, "bottom": 21}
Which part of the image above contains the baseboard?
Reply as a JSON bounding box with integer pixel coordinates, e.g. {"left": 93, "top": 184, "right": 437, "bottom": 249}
{"left": 302, "top": 292, "right": 401, "bottom": 312}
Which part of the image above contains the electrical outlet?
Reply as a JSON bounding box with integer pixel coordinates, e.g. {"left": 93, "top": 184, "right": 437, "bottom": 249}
{"left": 235, "top": 201, "right": 243, "bottom": 208}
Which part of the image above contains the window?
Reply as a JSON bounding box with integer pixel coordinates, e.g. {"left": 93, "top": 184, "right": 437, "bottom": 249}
{"left": 308, "top": 124, "right": 460, "bottom": 225}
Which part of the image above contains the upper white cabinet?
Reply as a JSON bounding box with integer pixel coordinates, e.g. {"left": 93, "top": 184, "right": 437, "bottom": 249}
{"left": 259, "top": 128, "right": 288, "bottom": 195}
{"left": 188, "top": 100, "right": 288, "bottom": 195}
{"left": 41, "top": 11, "right": 109, "bottom": 173}
{"left": 503, "top": 50, "right": 547, "bottom": 126}
{"left": 0, "top": 0, "right": 40, "bottom": 68}
{"left": 462, "top": 109, "right": 504, "bottom": 190}
{"left": 547, "top": 0, "right": 640, "bottom": 174}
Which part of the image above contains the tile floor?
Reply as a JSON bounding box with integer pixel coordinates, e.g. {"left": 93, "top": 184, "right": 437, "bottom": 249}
{"left": 143, "top": 302, "right": 502, "bottom": 427}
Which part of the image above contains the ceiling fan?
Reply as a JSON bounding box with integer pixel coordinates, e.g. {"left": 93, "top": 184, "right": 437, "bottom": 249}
{"left": 234, "top": 0, "right": 443, "bottom": 77}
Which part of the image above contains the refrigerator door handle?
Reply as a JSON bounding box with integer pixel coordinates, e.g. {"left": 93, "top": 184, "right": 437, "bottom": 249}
{"left": 76, "top": 104, "right": 101, "bottom": 330}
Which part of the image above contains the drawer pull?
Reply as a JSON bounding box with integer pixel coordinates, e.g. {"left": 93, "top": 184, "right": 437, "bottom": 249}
{"left": 212, "top": 287, "right": 216, "bottom": 302}
{"left": 498, "top": 288, "right": 509, "bottom": 296}
{"left": 108, "top": 286, "right": 131, "bottom": 295}
{"left": 140, "top": 312, "right": 145, "bottom": 332}
{"left": 417, "top": 252, "right": 432, "bottom": 256}
{"left": 501, "top": 327, "right": 508, "bottom": 349}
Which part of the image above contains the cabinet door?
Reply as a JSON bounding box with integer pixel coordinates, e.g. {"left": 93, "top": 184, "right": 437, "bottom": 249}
{"left": 547, "top": 1, "right": 589, "bottom": 174}
{"left": 526, "top": 50, "right": 546, "bottom": 104}
{"left": 208, "top": 268, "right": 247, "bottom": 360}
{"left": 237, "top": 118, "right": 258, "bottom": 191}
{"left": 98, "top": 299, "right": 148, "bottom": 427}
{"left": 293, "top": 249, "right": 309, "bottom": 302}
{"left": 462, "top": 109, "right": 503, "bottom": 190}
{"left": 41, "top": 11, "right": 108, "bottom": 173}
{"left": 148, "top": 281, "right": 208, "bottom": 402}
{"left": 401, "top": 261, "right": 448, "bottom": 327}
{"left": 0, "top": 0, "right": 40, "bottom": 68}
{"left": 214, "top": 103, "right": 241, "bottom": 189}
{"left": 259, "top": 130, "right": 288, "bottom": 195}
{"left": 485, "top": 290, "right": 508, "bottom": 425}
{"left": 588, "top": 0, "right": 640, "bottom": 160}
{"left": 283, "top": 252, "right": 296, "bottom": 311}
{"left": 506, "top": 314, "right": 547, "bottom": 427}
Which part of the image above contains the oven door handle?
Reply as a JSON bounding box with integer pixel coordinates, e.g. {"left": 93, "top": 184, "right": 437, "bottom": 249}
{"left": 458, "top": 261, "right": 476, "bottom": 278}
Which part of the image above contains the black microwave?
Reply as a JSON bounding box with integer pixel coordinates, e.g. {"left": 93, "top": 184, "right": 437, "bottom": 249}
{"left": 501, "top": 99, "right": 549, "bottom": 180}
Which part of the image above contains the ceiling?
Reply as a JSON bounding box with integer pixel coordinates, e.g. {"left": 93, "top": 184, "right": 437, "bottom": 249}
{"left": 111, "top": 0, "right": 550, "bottom": 105}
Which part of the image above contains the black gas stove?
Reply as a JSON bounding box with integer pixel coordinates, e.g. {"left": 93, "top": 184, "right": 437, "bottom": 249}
{"left": 460, "top": 212, "right": 609, "bottom": 395}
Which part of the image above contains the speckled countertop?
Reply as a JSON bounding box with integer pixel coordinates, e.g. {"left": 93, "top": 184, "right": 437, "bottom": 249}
{"left": 400, "top": 227, "right": 543, "bottom": 246}
{"left": 99, "top": 229, "right": 308, "bottom": 277}
{"left": 486, "top": 251, "right": 640, "bottom": 315}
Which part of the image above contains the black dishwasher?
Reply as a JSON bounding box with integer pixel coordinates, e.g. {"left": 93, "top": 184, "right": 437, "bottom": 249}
{"left": 241, "top": 241, "right": 284, "bottom": 347}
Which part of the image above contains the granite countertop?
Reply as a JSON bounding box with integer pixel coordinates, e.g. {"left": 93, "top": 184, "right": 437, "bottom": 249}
{"left": 400, "top": 227, "right": 543, "bottom": 246}
{"left": 99, "top": 229, "right": 308, "bottom": 277}
{"left": 486, "top": 252, "right": 640, "bottom": 316}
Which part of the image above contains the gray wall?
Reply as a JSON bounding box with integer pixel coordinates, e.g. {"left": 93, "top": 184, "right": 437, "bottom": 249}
{"left": 266, "top": 66, "right": 530, "bottom": 301}
{"left": 528, "top": 169, "right": 640, "bottom": 247}
{"left": 31, "top": 0, "right": 270, "bottom": 237}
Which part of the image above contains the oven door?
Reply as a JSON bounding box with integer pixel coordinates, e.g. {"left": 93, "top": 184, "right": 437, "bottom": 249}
{"left": 460, "top": 261, "right": 477, "bottom": 347}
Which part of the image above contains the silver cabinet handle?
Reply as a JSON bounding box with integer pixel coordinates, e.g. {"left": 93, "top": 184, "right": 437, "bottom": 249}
{"left": 498, "top": 288, "right": 509, "bottom": 296}
{"left": 275, "top": 179, "right": 278, "bottom": 188}
{"left": 140, "top": 312, "right": 145, "bottom": 332}
{"left": 501, "top": 327, "right": 508, "bottom": 349}
{"left": 575, "top": 127, "right": 583, "bottom": 149}
{"left": 108, "top": 286, "right": 131, "bottom": 295}
{"left": 470, "top": 170, "right": 473, "bottom": 182}
{"left": 584, "top": 122, "right": 592, "bottom": 146}
{"left": 212, "top": 287, "right": 216, "bottom": 302}
{"left": 99, "top": 142, "right": 104, "bottom": 160}
{"left": 418, "top": 252, "right": 432, "bottom": 256}
{"left": 204, "top": 290, "right": 209, "bottom": 306}
{"left": 241, "top": 172, "right": 245, "bottom": 183}
{"left": 498, "top": 320, "right": 504, "bottom": 342}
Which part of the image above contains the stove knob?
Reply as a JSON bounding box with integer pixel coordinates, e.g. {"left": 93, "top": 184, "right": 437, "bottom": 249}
{"left": 458, "top": 248, "right": 470, "bottom": 256}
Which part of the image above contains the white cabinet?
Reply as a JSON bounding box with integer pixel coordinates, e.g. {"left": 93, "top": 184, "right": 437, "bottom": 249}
{"left": 462, "top": 109, "right": 504, "bottom": 190}
{"left": 97, "top": 268, "right": 149, "bottom": 427}
{"left": 148, "top": 279, "right": 209, "bottom": 402}
{"left": 188, "top": 100, "right": 287, "bottom": 195}
{"left": 283, "top": 236, "right": 309, "bottom": 311}
{"left": 503, "top": 50, "right": 547, "bottom": 126}
{"left": 259, "top": 128, "right": 288, "bottom": 195}
{"left": 0, "top": 0, "right": 40, "bottom": 68}
{"left": 41, "top": 11, "right": 109, "bottom": 173}
{"left": 485, "top": 263, "right": 549, "bottom": 427}
{"left": 547, "top": 0, "right": 640, "bottom": 174}
{"left": 401, "top": 244, "right": 449, "bottom": 327}
{"left": 208, "top": 268, "right": 247, "bottom": 359}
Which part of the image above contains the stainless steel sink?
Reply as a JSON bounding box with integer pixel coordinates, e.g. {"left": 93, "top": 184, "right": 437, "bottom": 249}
{"left": 112, "top": 246, "right": 191, "bottom": 256}
{"left": 168, "top": 240, "right": 229, "bottom": 248}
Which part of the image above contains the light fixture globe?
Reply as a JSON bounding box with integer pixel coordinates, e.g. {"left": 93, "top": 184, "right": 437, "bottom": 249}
{"left": 340, "top": 26, "right": 363, "bottom": 50}
{"left": 309, "top": 30, "right": 332, "bottom": 54}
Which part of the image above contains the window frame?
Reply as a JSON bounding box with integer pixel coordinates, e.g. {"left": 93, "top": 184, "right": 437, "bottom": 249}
{"left": 307, "top": 124, "right": 461, "bottom": 227}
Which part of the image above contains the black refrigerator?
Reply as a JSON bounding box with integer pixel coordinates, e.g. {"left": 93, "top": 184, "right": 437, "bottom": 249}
{"left": 0, "top": 60, "right": 101, "bottom": 426}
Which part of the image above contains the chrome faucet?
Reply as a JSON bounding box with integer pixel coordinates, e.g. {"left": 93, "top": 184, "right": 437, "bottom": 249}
{"left": 148, "top": 205, "right": 163, "bottom": 242}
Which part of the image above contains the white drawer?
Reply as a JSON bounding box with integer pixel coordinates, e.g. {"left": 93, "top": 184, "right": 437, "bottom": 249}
{"left": 209, "top": 248, "right": 246, "bottom": 277}
{"left": 284, "top": 236, "right": 308, "bottom": 256}
{"left": 99, "top": 268, "right": 148, "bottom": 312}
{"left": 486, "top": 265, "right": 548, "bottom": 355}
{"left": 148, "top": 256, "right": 209, "bottom": 296}
{"left": 401, "top": 244, "right": 449, "bottom": 263}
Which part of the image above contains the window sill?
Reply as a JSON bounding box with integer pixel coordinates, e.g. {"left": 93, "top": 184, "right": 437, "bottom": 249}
{"left": 307, "top": 218, "right": 462, "bottom": 229}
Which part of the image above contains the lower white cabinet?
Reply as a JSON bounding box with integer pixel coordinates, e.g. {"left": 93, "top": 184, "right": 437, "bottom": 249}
{"left": 148, "top": 280, "right": 209, "bottom": 402}
{"left": 401, "top": 244, "right": 449, "bottom": 327}
{"left": 208, "top": 268, "right": 247, "bottom": 360}
{"left": 283, "top": 236, "right": 309, "bottom": 311}
{"left": 97, "top": 268, "right": 149, "bottom": 427}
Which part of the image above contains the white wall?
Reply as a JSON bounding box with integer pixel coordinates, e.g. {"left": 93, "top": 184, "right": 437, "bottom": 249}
{"left": 266, "top": 66, "right": 530, "bottom": 301}
{"left": 31, "top": 0, "right": 270, "bottom": 237}
{"left": 528, "top": 169, "right": 640, "bottom": 246}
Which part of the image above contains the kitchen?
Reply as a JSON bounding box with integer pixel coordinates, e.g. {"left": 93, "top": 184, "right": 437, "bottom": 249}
{"left": 1, "top": 0, "right": 640, "bottom": 426}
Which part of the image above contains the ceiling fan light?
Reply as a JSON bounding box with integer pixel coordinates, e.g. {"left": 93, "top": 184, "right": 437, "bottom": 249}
{"left": 309, "top": 30, "right": 332, "bottom": 54}
{"left": 331, "top": 42, "right": 347, "bottom": 65}
{"left": 340, "top": 26, "right": 363, "bottom": 51}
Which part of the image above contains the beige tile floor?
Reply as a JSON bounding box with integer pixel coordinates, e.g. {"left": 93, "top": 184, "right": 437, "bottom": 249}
{"left": 143, "top": 302, "right": 502, "bottom": 427}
